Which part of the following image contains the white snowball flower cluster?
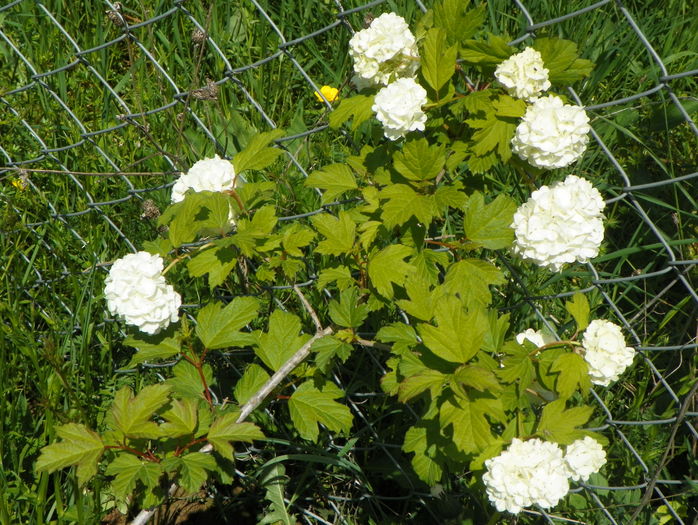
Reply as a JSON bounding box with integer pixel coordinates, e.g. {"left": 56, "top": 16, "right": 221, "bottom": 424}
{"left": 104, "top": 252, "right": 181, "bottom": 335}
{"left": 511, "top": 94, "right": 590, "bottom": 169}
{"left": 372, "top": 77, "right": 427, "bottom": 140}
{"left": 512, "top": 174, "right": 605, "bottom": 271}
{"left": 516, "top": 328, "right": 554, "bottom": 348}
{"left": 495, "top": 47, "right": 551, "bottom": 101}
{"left": 348, "top": 12, "right": 419, "bottom": 88}
{"left": 171, "top": 154, "right": 237, "bottom": 204}
{"left": 483, "top": 438, "right": 570, "bottom": 514}
{"left": 582, "top": 319, "right": 635, "bottom": 386}
{"left": 564, "top": 436, "right": 607, "bottom": 482}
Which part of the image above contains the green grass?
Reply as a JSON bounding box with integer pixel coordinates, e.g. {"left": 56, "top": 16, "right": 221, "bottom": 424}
{"left": 1, "top": 0, "right": 697, "bottom": 523}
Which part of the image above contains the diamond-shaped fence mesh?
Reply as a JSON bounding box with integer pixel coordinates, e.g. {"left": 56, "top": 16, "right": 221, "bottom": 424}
{"left": 0, "top": 0, "right": 696, "bottom": 523}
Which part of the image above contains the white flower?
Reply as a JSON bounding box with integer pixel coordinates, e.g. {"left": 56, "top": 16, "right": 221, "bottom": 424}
{"left": 495, "top": 47, "right": 551, "bottom": 100}
{"left": 582, "top": 320, "right": 635, "bottom": 386}
{"left": 512, "top": 174, "right": 605, "bottom": 271}
{"left": 511, "top": 95, "right": 590, "bottom": 169}
{"left": 372, "top": 78, "right": 427, "bottom": 140}
{"left": 516, "top": 328, "right": 555, "bottom": 348}
{"left": 171, "top": 154, "right": 237, "bottom": 203}
{"left": 104, "top": 252, "right": 181, "bottom": 335}
{"left": 483, "top": 438, "right": 570, "bottom": 514}
{"left": 349, "top": 12, "right": 419, "bottom": 88}
{"left": 565, "top": 437, "right": 607, "bottom": 482}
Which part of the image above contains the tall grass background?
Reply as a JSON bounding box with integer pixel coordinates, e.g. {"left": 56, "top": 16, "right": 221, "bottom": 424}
{"left": 0, "top": 0, "right": 696, "bottom": 523}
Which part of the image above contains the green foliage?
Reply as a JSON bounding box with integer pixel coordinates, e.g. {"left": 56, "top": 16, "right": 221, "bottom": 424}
{"left": 232, "top": 129, "right": 286, "bottom": 174}
{"left": 329, "top": 95, "right": 375, "bottom": 130}
{"left": 288, "top": 381, "right": 353, "bottom": 442}
{"left": 305, "top": 163, "right": 358, "bottom": 204}
{"left": 421, "top": 28, "right": 458, "bottom": 95}
{"left": 36, "top": 424, "right": 104, "bottom": 485}
{"left": 196, "top": 297, "right": 259, "bottom": 350}
{"left": 27, "top": 3, "right": 645, "bottom": 522}
{"left": 566, "top": 292, "right": 591, "bottom": 332}
{"left": 532, "top": 38, "right": 594, "bottom": 85}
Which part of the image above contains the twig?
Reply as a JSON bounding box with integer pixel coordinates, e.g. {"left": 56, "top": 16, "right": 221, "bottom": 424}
{"left": 236, "top": 326, "right": 332, "bottom": 423}
{"left": 355, "top": 337, "right": 392, "bottom": 351}
{"left": 294, "top": 284, "right": 322, "bottom": 331}
{"left": 129, "top": 297, "right": 332, "bottom": 525}
{"left": 626, "top": 378, "right": 698, "bottom": 523}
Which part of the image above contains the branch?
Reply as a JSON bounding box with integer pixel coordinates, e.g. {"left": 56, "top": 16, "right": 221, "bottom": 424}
{"left": 130, "top": 318, "right": 332, "bottom": 525}
{"left": 294, "top": 284, "right": 322, "bottom": 331}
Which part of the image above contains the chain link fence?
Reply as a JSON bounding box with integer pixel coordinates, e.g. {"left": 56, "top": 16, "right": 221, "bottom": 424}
{"left": 1, "top": 0, "right": 696, "bottom": 523}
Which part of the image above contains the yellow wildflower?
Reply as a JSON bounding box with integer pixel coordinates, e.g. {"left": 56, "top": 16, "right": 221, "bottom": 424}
{"left": 314, "top": 85, "right": 339, "bottom": 103}
{"left": 11, "top": 177, "right": 27, "bottom": 191}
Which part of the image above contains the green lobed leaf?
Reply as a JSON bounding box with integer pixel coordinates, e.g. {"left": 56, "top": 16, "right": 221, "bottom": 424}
{"left": 566, "top": 292, "right": 590, "bottom": 332}
{"left": 533, "top": 37, "right": 593, "bottom": 85}
{"left": 208, "top": 412, "right": 265, "bottom": 460}
{"left": 380, "top": 184, "right": 437, "bottom": 228}
{"left": 231, "top": 205, "right": 279, "bottom": 257}
{"left": 462, "top": 192, "right": 516, "bottom": 250}
{"left": 328, "top": 286, "right": 369, "bottom": 328}
{"left": 124, "top": 333, "right": 181, "bottom": 368}
{"left": 312, "top": 335, "right": 353, "bottom": 373}
{"left": 311, "top": 211, "right": 356, "bottom": 256}
{"left": 165, "top": 361, "right": 214, "bottom": 401}
{"left": 195, "top": 297, "right": 259, "bottom": 350}
{"left": 233, "top": 129, "right": 285, "bottom": 173}
{"left": 454, "top": 365, "right": 502, "bottom": 393}
{"left": 418, "top": 296, "right": 488, "bottom": 364}
{"left": 255, "top": 310, "right": 311, "bottom": 372}
{"left": 493, "top": 94, "right": 527, "bottom": 118}
{"left": 288, "top": 381, "right": 353, "bottom": 442}
{"left": 393, "top": 138, "right": 446, "bottom": 182}
{"left": 167, "top": 192, "right": 234, "bottom": 246}
{"left": 305, "top": 163, "right": 358, "bottom": 205}
{"left": 234, "top": 363, "right": 271, "bottom": 405}
{"left": 187, "top": 240, "right": 238, "bottom": 290}
{"left": 398, "top": 369, "right": 447, "bottom": 403}
{"left": 433, "top": 0, "right": 486, "bottom": 45}
{"left": 421, "top": 28, "right": 458, "bottom": 94}
{"left": 109, "top": 384, "right": 172, "bottom": 439}
{"left": 460, "top": 33, "right": 514, "bottom": 66}
{"left": 550, "top": 352, "right": 592, "bottom": 399}
{"left": 537, "top": 399, "right": 594, "bottom": 444}
{"left": 161, "top": 398, "right": 199, "bottom": 438}
{"left": 396, "top": 275, "right": 444, "bottom": 321}
{"left": 162, "top": 452, "right": 217, "bottom": 494}
{"left": 280, "top": 224, "right": 316, "bottom": 257}
{"left": 403, "top": 423, "right": 444, "bottom": 485}
{"left": 316, "top": 265, "right": 354, "bottom": 290}
{"left": 497, "top": 341, "right": 535, "bottom": 387}
{"left": 329, "top": 94, "right": 375, "bottom": 130}
{"left": 367, "top": 244, "right": 414, "bottom": 299}
{"left": 105, "top": 455, "right": 163, "bottom": 500}
{"left": 442, "top": 258, "right": 505, "bottom": 308}
{"left": 439, "top": 396, "right": 495, "bottom": 454}
{"left": 36, "top": 423, "right": 104, "bottom": 485}
{"left": 466, "top": 109, "right": 517, "bottom": 161}
{"left": 376, "top": 322, "right": 419, "bottom": 353}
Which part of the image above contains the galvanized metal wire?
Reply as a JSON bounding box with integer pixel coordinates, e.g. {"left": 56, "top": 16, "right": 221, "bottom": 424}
{"left": 1, "top": 0, "right": 696, "bottom": 523}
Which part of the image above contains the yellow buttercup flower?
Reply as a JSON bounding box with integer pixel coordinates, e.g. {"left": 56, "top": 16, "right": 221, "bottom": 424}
{"left": 11, "top": 177, "right": 27, "bottom": 191}
{"left": 314, "top": 85, "right": 339, "bottom": 103}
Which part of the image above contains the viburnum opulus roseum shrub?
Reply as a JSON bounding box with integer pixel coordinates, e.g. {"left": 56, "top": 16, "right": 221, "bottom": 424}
{"left": 38, "top": 1, "right": 638, "bottom": 520}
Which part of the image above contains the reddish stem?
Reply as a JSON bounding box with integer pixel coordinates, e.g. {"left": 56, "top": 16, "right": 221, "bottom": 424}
{"left": 174, "top": 437, "right": 208, "bottom": 457}
{"left": 182, "top": 352, "right": 213, "bottom": 408}
{"left": 105, "top": 445, "right": 161, "bottom": 463}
